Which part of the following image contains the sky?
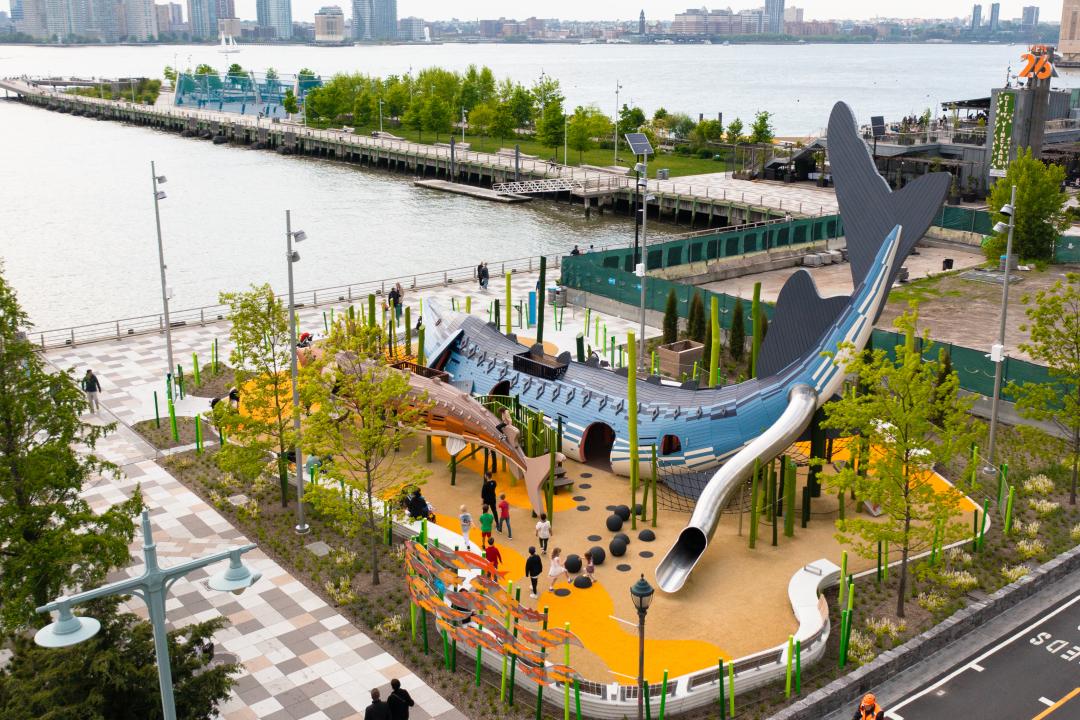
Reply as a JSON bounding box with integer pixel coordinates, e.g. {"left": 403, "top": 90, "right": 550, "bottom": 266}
{"left": 242, "top": 0, "right": 1066, "bottom": 24}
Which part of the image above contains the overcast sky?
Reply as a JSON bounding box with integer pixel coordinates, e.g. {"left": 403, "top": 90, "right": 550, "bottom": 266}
{"left": 241, "top": 1, "right": 1066, "bottom": 24}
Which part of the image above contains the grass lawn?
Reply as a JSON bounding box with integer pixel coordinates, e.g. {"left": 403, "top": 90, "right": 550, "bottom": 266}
{"left": 331, "top": 121, "right": 737, "bottom": 179}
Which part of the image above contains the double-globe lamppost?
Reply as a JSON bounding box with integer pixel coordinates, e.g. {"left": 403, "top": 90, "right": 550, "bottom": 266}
{"left": 151, "top": 161, "right": 175, "bottom": 393}
{"left": 34, "top": 509, "right": 261, "bottom": 720}
{"left": 986, "top": 185, "right": 1017, "bottom": 467}
{"left": 630, "top": 574, "right": 655, "bottom": 720}
{"left": 285, "top": 209, "right": 311, "bottom": 535}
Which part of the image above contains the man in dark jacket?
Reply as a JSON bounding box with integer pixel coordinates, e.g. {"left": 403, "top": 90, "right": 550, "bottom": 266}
{"left": 387, "top": 678, "right": 414, "bottom": 720}
{"left": 365, "top": 688, "right": 391, "bottom": 720}
{"left": 524, "top": 546, "right": 543, "bottom": 598}
{"left": 481, "top": 475, "right": 498, "bottom": 525}
{"left": 81, "top": 369, "right": 102, "bottom": 413}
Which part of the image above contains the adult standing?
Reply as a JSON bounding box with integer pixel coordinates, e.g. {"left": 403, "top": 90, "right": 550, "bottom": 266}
{"left": 81, "top": 369, "right": 102, "bottom": 413}
{"left": 387, "top": 284, "right": 401, "bottom": 323}
{"left": 524, "top": 546, "right": 543, "bottom": 598}
{"left": 481, "top": 473, "right": 498, "bottom": 522}
{"left": 365, "top": 689, "right": 391, "bottom": 720}
{"left": 393, "top": 282, "right": 405, "bottom": 320}
{"left": 387, "top": 678, "right": 414, "bottom": 720}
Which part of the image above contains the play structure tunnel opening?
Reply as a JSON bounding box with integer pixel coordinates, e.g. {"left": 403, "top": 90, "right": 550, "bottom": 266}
{"left": 581, "top": 422, "right": 615, "bottom": 465}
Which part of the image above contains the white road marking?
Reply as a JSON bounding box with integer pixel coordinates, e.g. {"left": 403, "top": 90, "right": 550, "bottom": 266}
{"left": 887, "top": 593, "right": 1080, "bottom": 716}
{"left": 1039, "top": 697, "right": 1055, "bottom": 707}
{"left": 970, "top": 663, "right": 984, "bottom": 672}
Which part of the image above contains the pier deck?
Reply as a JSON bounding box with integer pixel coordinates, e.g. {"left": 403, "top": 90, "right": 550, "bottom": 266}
{"left": 413, "top": 179, "right": 532, "bottom": 203}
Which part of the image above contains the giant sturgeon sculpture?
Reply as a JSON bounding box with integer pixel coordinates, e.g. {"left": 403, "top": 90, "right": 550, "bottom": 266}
{"left": 420, "top": 102, "right": 949, "bottom": 592}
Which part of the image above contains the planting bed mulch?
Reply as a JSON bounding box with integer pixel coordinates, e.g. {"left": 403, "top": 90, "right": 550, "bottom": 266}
{"left": 186, "top": 364, "right": 235, "bottom": 400}
{"left": 133, "top": 416, "right": 199, "bottom": 449}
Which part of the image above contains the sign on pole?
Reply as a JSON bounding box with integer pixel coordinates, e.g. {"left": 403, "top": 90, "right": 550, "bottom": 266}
{"left": 989, "top": 90, "right": 1015, "bottom": 179}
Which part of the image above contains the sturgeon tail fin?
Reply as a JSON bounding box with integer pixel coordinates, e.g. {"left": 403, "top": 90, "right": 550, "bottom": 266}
{"left": 523, "top": 455, "right": 558, "bottom": 517}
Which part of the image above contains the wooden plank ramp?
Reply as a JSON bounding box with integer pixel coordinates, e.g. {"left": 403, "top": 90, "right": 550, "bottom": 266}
{"left": 413, "top": 179, "right": 532, "bottom": 203}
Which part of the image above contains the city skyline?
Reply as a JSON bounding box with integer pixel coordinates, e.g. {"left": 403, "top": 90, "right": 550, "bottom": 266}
{"left": 212, "top": 0, "right": 1062, "bottom": 23}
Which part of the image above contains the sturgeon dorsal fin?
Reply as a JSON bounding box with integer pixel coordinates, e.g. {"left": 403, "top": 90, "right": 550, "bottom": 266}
{"left": 827, "top": 102, "right": 950, "bottom": 316}
{"left": 757, "top": 270, "right": 849, "bottom": 378}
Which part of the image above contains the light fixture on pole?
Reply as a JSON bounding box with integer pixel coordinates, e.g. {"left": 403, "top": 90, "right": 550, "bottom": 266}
{"left": 34, "top": 509, "right": 261, "bottom": 720}
{"left": 613, "top": 80, "right": 623, "bottom": 166}
{"left": 630, "top": 573, "right": 655, "bottom": 720}
{"left": 626, "top": 132, "right": 655, "bottom": 370}
{"left": 986, "top": 187, "right": 1016, "bottom": 467}
{"left": 379, "top": 98, "right": 384, "bottom": 133}
{"left": 286, "top": 210, "right": 311, "bottom": 535}
{"left": 462, "top": 107, "right": 467, "bottom": 144}
{"left": 564, "top": 112, "right": 568, "bottom": 166}
{"left": 151, "top": 161, "right": 175, "bottom": 392}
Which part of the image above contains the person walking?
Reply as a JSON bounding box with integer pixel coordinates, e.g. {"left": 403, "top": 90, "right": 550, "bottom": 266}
{"left": 477, "top": 262, "right": 485, "bottom": 290}
{"left": 535, "top": 512, "right": 551, "bottom": 554}
{"left": 478, "top": 504, "right": 495, "bottom": 547}
{"left": 458, "top": 505, "right": 473, "bottom": 550}
{"left": 481, "top": 474, "right": 498, "bottom": 522}
{"left": 524, "top": 546, "right": 543, "bottom": 598}
{"left": 387, "top": 678, "right": 414, "bottom": 720}
{"left": 547, "top": 547, "right": 569, "bottom": 592}
{"left": 365, "top": 689, "right": 391, "bottom": 720}
{"left": 393, "top": 282, "right": 405, "bottom": 320}
{"left": 81, "top": 369, "right": 102, "bottom": 413}
{"left": 497, "top": 493, "right": 512, "bottom": 538}
{"left": 387, "top": 284, "right": 401, "bottom": 323}
{"left": 480, "top": 262, "right": 489, "bottom": 290}
{"left": 484, "top": 537, "right": 503, "bottom": 576}
{"left": 584, "top": 550, "right": 596, "bottom": 583}
{"left": 852, "top": 693, "right": 885, "bottom": 720}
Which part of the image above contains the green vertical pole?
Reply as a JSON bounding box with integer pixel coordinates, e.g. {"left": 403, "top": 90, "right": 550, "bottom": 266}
{"left": 727, "top": 660, "right": 734, "bottom": 717}
{"left": 466, "top": 295, "right": 472, "bottom": 314}
{"left": 194, "top": 415, "right": 202, "bottom": 453}
{"left": 213, "top": 338, "right": 219, "bottom": 372}
{"left": 409, "top": 602, "right": 416, "bottom": 640}
{"left": 749, "top": 459, "right": 760, "bottom": 548}
{"left": 651, "top": 350, "right": 657, "bottom": 374}
{"left": 417, "top": 326, "right": 426, "bottom": 366}
{"left": 574, "top": 679, "right": 581, "bottom": 719}
{"left": 153, "top": 391, "right": 160, "bottom": 428}
{"left": 718, "top": 659, "right": 726, "bottom": 719}
{"left": 475, "top": 621, "right": 483, "bottom": 685}
{"left": 628, "top": 332, "right": 639, "bottom": 531}
{"left": 770, "top": 461, "right": 778, "bottom": 547}
{"left": 537, "top": 256, "right": 547, "bottom": 344}
{"left": 505, "top": 272, "right": 513, "bottom": 336}
{"left": 192, "top": 353, "right": 200, "bottom": 386}
{"left": 425, "top": 436, "right": 432, "bottom": 463}
{"left": 322, "top": 311, "right": 328, "bottom": 333}
{"left": 594, "top": 315, "right": 600, "bottom": 343}
{"left": 168, "top": 399, "right": 179, "bottom": 442}
{"left": 421, "top": 608, "right": 429, "bottom": 653}
{"left": 709, "top": 295, "right": 721, "bottom": 387}
{"left": 644, "top": 678, "right": 652, "bottom": 720}
{"left": 883, "top": 541, "right": 889, "bottom": 581}
{"left": 501, "top": 581, "right": 513, "bottom": 701}
{"left": 450, "top": 455, "right": 456, "bottom": 485}
{"left": 576, "top": 333, "right": 585, "bottom": 362}
{"left": 659, "top": 670, "right": 668, "bottom": 720}
{"left": 536, "top": 607, "right": 548, "bottom": 720}
{"left": 877, "top": 541, "right": 882, "bottom": 582}
{"left": 930, "top": 520, "right": 941, "bottom": 565}
{"left": 1000, "top": 463, "right": 1009, "bottom": 511}
{"left": 972, "top": 508, "right": 980, "bottom": 552}
{"left": 563, "top": 622, "right": 571, "bottom": 720}
{"left": 784, "top": 457, "right": 795, "bottom": 537}
{"left": 839, "top": 551, "right": 848, "bottom": 607}
{"left": 785, "top": 635, "right": 794, "bottom": 697}
{"left": 970, "top": 442, "right": 979, "bottom": 490}
{"left": 509, "top": 588, "right": 520, "bottom": 706}
{"left": 978, "top": 497, "right": 989, "bottom": 550}
{"left": 177, "top": 365, "right": 185, "bottom": 399}
{"left": 750, "top": 281, "right": 762, "bottom": 378}
{"left": 547, "top": 427, "right": 556, "bottom": 521}
{"left": 367, "top": 293, "right": 376, "bottom": 326}
{"left": 405, "top": 306, "right": 412, "bottom": 356}
{"left": 801, "top": 485, "right": 810, "bottom": 528}
{"left": 389, "top": 312, "right": 397, "bottom": 358}
{"left": 795, "top": 640, "right": 802, "bottom": 695}
{"left": 651, "top": 445, "right": 658, "bottom": 527}
{"left": 421, "top": 518, "right": 428, "bottom": 546}
{"left": 1005, "top": 486, "right": 1016, "bottom": 534}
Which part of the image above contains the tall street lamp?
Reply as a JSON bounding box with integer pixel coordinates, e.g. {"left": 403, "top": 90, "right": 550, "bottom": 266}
{"left": 986, "top": 185, "right": 1016, "bottom": 467}
{"left": 630, "top": 574, "right": 655, "bottom": 720}
{"left": 613, "top": 80, "right": 623, "bottom": 166}
{"left": 34, "top": 509, "right": 261, "bottom": 720}
{"left": 151, "top": 161, "right": 175, "bottom": 392}
{"left": 286, "top": 210, "right": 311, "bottom": 535}
{"left": 378, "top": 98, "right": 384, "bottom": 133}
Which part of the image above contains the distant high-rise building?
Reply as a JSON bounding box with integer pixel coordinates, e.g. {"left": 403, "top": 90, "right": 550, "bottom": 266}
{"left": 372, "top": 0, "right": 394, "bottom": 40}
{"left": 124, "top": 0, "right": 156, "bottom": 39}
{"left": 783, "top": 6, "right": 803, "bottom": 23}
{"left": 155, "top": 2, "right": 181, "bottom": 32}
{"left": 1021, "top": 5, "right": 1039, "bottom": 28}
{"left": 398, "top": 14, "right": 422, "bottom": 40}
{"left": 971, "top": 3, "right": 982, "bottom": 29}
{"left": 215, "top": 0, "right": 231, "bottom": 18}
{"left": 351, "top": 0, "right": 371, "bottom": 38}
{"left": 45, "top": 0, "right": 90, "bottom": 38}
{"left": 265, "top": 0, "right": 290, "bottom": 38}
{"left": 255, "top": 0, "right": 267, "bottom": 26}
{"left": 187, "top": 0, "right": 215, "bottom": 36}
{"left": 10, "top": 0, "right": 23, "bottom": 20}
{"left": 638, "top": 9, "right": 644, "bottom": 34}
{"left": 314, "top": 4, "right": 343, "bottom": 41}
{"left": 988, "top": 2, "right": 1000, "bottom": 32}
{"left": 764, "top": 0, "right": 784, "bottom": 34}
{"left": 1062, "top": 0, "right": 1080, "bottom": 59}
{"left": 15, "top": 0, "right": 47, "bottom": 36}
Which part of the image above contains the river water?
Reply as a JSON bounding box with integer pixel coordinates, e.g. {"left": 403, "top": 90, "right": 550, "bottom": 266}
{"left": 2, "top": 42, "right": 1078, "bottom": 329}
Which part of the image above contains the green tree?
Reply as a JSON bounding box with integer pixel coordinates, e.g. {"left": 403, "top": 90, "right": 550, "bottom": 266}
{"left": 0, "top": 600, "right": 236, "bottom": 719}
{"left": 302, "top": 321, "right": 430, "bottom": 585}
{"left": 670, "top": 113, "right": 696, "bottom": 140}
{"left": 986, "top": 148, "right": 1068, "bottom": 262}
{"left": 652, "top": 106, "right": 669, "bottom": 124}
{"left": 468, "top": 101, "right": 496, "bottom": 149}
{"left": 536, "top": 100, "right": 565, "bottom": 158}
{"left": 422, "top": 96, "right": 453, "bottom": 142}
{"left": 730, "top": 297, "right": 746, "bottom": 361}
{"left": 492, "top": 100, "right": 517, "bottom": 142}
{"left": 352, "top": 91, "right": 374, "bottom": 126}
{"left": 0, "top": 271, "right": 143, "bottom": 635}
{"left": 690, "top": 119, "right": 723, "bottom": 149}
{"left": 749, "top": 110, "right": 775, "bottom": 145}
{"left": 687, "top": 291, "right": 706, "bottom": 343}
{"left": 820, "top": 309, "right": 975, "bottom": 618}
{"left": 282, "top": 88, "right": 298, "bottom": 116}
{"left": 265, "top": 67, "right": 279, "bottom": 81}
{"left": 566, "top": 105, "right": 610, "bottom": 162}
{"left": 726, "top": 117, "right": 744, "bottom": 144}
{"left": 402, "top": 97, "right": 424, "bottom": 141}
{"left": 1008, "top": 273, "right": 1080, "bottom": 504}
{"left": 530, "top": 75, "right": 563, "bottom": 124}
{"left": 383, "top": 79, "right": 411, "bottom": 118}
{"left": 213, "top": 284, "right": 295, "bottom": 508}
{"left": 505, "top": 82, "right": 534, "bottom": 128}
{"left": 163, "top": 65, "right": 177, "bottom": 84}
{"left": 663, "top": 289, "right": 679, "bottom": 345}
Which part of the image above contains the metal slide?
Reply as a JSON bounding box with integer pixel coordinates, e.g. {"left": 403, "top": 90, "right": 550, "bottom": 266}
{"left": 654, "top": 384, "right": 819, "bottom": 593}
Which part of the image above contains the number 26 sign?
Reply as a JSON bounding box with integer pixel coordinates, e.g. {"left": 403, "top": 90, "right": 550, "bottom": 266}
{"left": 1020, "top": 47, "right": 1054, "bottom": 80}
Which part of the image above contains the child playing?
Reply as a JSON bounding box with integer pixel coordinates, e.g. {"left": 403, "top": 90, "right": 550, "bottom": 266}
{"left": 497, "top": 493, "right": 512, "bottom": 539}
{"left": 547, "top": 547, "right": 570, "bottom": 592}
{"left": 584, "top": 550, "right": 596, "bottom": 583}
{"left": 484, "top": 537, "right": 503, "bottom": 577}
{"left": 478, "top": 504, "right": 495, "bottom": 546}
{"left": 535, "top": 512, "right": 551, "bottom": 554}
{"left": 458, "top": 505, "right": 473, "bottom": 550}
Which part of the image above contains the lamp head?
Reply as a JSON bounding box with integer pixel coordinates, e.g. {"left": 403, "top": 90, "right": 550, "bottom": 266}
{"left": 208, "top": 550, "right": 262, "bottom": 594}
{"left": 292, "top": 230, "right": 307, "bottom": 242}
{"left": 155, "top": 191, "right": 167, "bottom": 200}
{"left": 630, "top": 573, "right": 654, "bottom": 613}
{"left": 634, "top": 162, "right": 647, "bottom": 174}
{"left": 1000, "top": 203, "right": 1014, "bottom": 217}
{"left": 288, "top": 250, "right": 300, "bottom": 263}
{"left": 34, "top": 603, "right": 100, "bottom": 648}
{"left": 156, "top": 175, "right": 167, "bottom": 184}
{"left": 993, "top": 221, "right": 1009, "bottom": 234}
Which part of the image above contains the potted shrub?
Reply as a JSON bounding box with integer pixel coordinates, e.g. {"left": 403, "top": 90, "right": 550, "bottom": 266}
{"left": 962, "top": 176, "right": 979, "bottom": 203}
{"left": 948, "top": 177, "right": 961, "bottom": 205}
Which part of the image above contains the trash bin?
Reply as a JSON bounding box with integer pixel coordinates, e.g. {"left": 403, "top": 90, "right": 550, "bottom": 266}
{"left": 657, "top": 168, "right": 670, "bottom": 180}
{"left": 546, "top": 287, "right": 558, "bottom": 305}
{"left": 942, "top": 258, "right": 954, "bottom": 271}
{"left": 555, "top": 288, "right": 568, "bottom": 308}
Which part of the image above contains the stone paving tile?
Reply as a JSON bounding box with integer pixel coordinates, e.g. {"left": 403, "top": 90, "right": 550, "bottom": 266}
{"left": 70, "top": 409, "right": 458, "bottom": 720}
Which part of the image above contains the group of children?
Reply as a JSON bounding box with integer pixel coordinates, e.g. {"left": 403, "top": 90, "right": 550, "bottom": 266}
{"left": 455, "top": 478, "right": 596, "bottom": 600}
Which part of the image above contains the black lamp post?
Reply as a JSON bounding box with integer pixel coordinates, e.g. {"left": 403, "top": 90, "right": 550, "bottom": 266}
{"left": 630, "top": 573, "right": 655, "bottom": 720}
